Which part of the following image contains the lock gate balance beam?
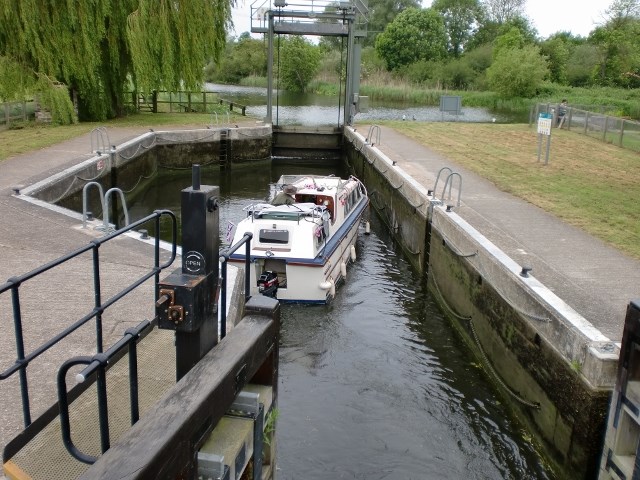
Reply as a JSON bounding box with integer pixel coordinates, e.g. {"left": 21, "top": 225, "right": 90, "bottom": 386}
{"left": 79, "top": 296, "right": 280, "bottom": 480}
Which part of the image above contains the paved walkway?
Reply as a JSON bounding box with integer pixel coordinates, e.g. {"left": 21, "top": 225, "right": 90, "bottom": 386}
{"left": 0, "top": 123, "right": 638, "bottom": 462}
{"left": 0, "top": 127, "right": 182, "bottom": 458}
{"left": 374, "top": 125, "right": 640, "bottom": 342}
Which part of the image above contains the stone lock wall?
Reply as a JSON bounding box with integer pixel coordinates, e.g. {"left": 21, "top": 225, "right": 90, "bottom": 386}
{"left": 427, "top": 210, "right": 611, "bottom": 479}
{"left": 344, "top": 126, "right": 616, "bottom": 480}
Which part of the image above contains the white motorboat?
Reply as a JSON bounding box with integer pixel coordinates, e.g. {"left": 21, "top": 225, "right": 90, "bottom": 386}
{"left": 228, "top": 174, "right": 369, "bottom": 303}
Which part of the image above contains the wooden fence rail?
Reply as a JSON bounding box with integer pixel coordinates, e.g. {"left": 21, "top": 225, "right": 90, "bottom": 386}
{"left": 126, "top": 91, "right": 246, "bottom": 116}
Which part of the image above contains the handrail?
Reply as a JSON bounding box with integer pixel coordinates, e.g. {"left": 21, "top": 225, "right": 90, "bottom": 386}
{"left": 57, "top": 319, "right": 152, "bottom": 464}
{"left": 219, "top": 233, "right": 253, "bottom": 339}
{"left": 82, "top": 182, "right": 105, "bottom": 228}
{"left": 103, "top": 187, "right": 130, "bottom": 231}
{"left": 90, "top": 127, "right": 110, "bottom": 154}
{"left": 0, "top": 209, "right": 177, "bottom": 429}
{"left": 441, "top": 172, "right": 462, "bottom": 208}
{"left": 432, "top": 167, "right": 453, "bottom": 201}
{"left": 365, "top": 124, "right": 381, "bottom": 146}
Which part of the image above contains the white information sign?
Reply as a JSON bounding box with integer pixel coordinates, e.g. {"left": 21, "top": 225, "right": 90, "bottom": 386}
{"left": 537, "top": 113, "right": 552, "bottom": 136}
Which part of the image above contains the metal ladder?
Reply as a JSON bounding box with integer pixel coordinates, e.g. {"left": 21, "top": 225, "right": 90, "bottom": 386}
{"left": 82, "top": 181, "right": 130, "bottom": 232}
{"left": 219, "top": 128, "right": 231, "bottom": 169}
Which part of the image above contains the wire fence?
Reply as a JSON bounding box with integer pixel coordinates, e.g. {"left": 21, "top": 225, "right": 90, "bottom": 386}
{"left": 0, "top": 100, "right": 35, "bottom": 127}
{"left": 530, "top": 103, "right": 640, "bottom": 153}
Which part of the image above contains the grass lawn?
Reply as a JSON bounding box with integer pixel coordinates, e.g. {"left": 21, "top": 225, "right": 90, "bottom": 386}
{"left": 383, "top": 121, "right": 640, "bottom": 259}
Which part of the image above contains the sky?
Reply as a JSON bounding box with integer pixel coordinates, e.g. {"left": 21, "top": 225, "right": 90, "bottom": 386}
{"left": 522, "top": 0, "right": 611, "bottom": 38}
{"left": 230, "top": 0, "right": 613, "bottom": 39}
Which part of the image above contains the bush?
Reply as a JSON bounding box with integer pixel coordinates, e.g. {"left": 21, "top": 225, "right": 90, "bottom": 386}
{"left": 487, "top": 45, "right": 549, "bottom": 98}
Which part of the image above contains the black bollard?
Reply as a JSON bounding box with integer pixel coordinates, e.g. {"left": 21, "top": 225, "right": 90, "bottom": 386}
{"left": 156, "top": 165, "right": 220, "bottom": 380}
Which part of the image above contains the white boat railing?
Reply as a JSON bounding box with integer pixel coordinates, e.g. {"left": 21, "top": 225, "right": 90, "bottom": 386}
{"left": 243, "top": 203, "right": 329, "bottom": 224}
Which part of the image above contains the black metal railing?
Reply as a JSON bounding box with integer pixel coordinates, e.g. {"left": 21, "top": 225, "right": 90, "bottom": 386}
{"left": 57, "top": 319, "right": 152, "bottom": 463}
{"left": 0, "top": 210, "right": 177, "bottom": 433}
{"left": 219, "top": 233, "right": 253, "bottom": 338}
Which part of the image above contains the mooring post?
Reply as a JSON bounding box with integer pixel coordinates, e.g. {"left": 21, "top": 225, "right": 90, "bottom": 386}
{"left": 156, "top": 164, "right": 220, "bottom": 380}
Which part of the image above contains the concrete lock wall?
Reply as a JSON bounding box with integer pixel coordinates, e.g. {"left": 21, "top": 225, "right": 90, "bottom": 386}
{"left": 23, "top": 126, "right": 273, "bottom": 204}
{"left": 345, "top": 130, "right": 430, "bottom": 271}
{"left": 344, "top": 127, "right": 617, "bottom": 480}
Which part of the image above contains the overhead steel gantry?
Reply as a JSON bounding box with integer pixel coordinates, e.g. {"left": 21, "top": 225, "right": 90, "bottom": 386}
{"left": 250, "top": 0, "right": 369, "bottom": 126}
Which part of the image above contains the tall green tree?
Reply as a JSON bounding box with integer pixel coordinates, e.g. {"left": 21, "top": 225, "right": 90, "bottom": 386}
{"left": 0, "top": 0, "right": 232, "bottom": 121}
{"left": 278, "top": 36, "right": 321, "bottom": 92}
{"left": 431, "top": 0, "right": 483, "bottom": 57}
{"left": 466, "top": 14, "right": 536, "bottom": 49}
{"left": 605, "top": 0, "right": 640, "bottom": 26}
{"left": 492, "top": 26, "right": 526, "bottom": 57}
{"left": 366, "top": 0, "right": 421, "bottom": 46}
{"left": 206, "top": 36, "right": 267, "bottom": 84}
{"left": 486, "top": 44, "right": 548, "bottom": 97}
{"left": 375, "top": 8, "right": 447, "bottom": 70}
{"left": 590, "top": 20, "right": 640, "bottom": 87}
{"left": 540, "top": 33, "right": 582, "bottom": 84}
{"left": 565, "top": 43, "right": 599, "bottom": 86}
{"left": 481, "top": 0, "right": 526, "bottom": 24}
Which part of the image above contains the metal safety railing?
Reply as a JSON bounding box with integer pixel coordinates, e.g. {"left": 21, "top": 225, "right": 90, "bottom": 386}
{"left": 82, "top": 182, "right": 131, "bottom": 232}
{"left": 57, "top": 319, "right": 152, "bottom": 463}
{"left": 90, "top": 127, "right": 110, "bottom": 154}
{"left": 0, "top": 210, "right": 177, "bottom": 435}
{"left": 431, "top": 167, "right": 463, "bottom": 208}
{"left": 250, "top": 0, "right": 369, "bottom": 32}
{"left": 219, "top": 233, "right": 253, "bottom": 339}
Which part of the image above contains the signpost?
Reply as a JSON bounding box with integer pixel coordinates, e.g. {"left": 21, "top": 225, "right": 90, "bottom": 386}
{"left": 537, "top": 112, "right": 553, "bottom": 165}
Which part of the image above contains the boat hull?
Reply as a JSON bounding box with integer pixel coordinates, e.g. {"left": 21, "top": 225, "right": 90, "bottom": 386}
{"left": 229, "top": 202, "right": 367, "bottom": 304}
{"left": 228, "top": 174, "right": 369, "bottom": 304}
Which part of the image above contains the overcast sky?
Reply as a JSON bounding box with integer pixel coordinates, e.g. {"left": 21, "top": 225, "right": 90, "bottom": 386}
{"left": 230, "top": 0, "right": 613, "bottom": 39}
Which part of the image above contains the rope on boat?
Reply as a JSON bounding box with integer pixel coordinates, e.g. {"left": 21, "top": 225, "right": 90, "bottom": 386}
{"left": 430, "top": 273, "right": 541, "bottom": 409}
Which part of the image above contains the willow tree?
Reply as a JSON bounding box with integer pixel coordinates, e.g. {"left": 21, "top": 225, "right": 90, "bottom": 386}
{"left": 0, "top": 0, "right": 232, "bottom": 121}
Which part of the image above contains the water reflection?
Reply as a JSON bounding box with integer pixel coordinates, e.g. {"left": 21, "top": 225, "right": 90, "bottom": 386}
{"left": 205, "top": 83, "right": 526, "bottom": 125}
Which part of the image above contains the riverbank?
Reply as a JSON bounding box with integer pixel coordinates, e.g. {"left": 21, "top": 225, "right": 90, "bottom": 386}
{"left": 0, "top": 112, "right": 252, "bottom": 161}
{"left": 236, "top": 74, "right": 640, "bottom": 119}
{"left": 377, "top": 121, "right": 640, "bottom": 260}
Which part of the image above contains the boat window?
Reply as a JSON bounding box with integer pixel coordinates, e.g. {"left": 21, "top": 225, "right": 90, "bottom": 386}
{"left": 259, "top": 229, "right": 289, "bottom": 244}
